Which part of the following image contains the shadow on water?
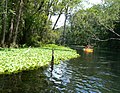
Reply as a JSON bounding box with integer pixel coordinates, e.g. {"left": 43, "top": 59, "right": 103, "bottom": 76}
{"left": 0, "top": 67, "right": 51, "bottom": 93}
{"left": 0, "top": 49, "right": 57, "bottom": 93}
{"left": 45, "top": 48, "right": 120, "bottom": 93}
{"left": 50, "top": 49, "right": 54, "bottom": 77}
{"left": 0, "top": 48, "right": 120, "bottom": 93}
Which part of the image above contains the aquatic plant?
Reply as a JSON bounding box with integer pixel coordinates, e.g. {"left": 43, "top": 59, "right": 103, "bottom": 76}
{"left": 0, "top": 44, "right": 79, "bottom": 74}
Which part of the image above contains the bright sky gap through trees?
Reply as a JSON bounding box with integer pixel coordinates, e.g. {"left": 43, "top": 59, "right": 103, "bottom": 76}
{"left": 51, "top": 0, "right": 102, "bottom": 28}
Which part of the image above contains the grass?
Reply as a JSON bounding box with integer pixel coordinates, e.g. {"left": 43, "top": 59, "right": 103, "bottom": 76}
{"left": 0, "top": 44, "right": 80, "bottom": 74}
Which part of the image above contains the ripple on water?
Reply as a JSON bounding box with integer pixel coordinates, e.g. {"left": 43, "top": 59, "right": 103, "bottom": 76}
{"left": 44, "top": 49, "right": 120, "bottom": 93}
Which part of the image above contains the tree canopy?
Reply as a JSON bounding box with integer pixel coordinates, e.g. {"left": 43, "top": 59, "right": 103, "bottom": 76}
{"left": 62, "top": 0, "right": 120, "bottom": 48}
{"left": 0, "top": 0, "right": 119, "bottom": 48}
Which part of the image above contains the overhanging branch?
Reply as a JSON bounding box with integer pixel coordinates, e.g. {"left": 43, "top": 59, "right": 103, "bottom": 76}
{"left": 92, "top": 37, "right": 120, "bottom": 41}
{"left": 91, "top": 32, "right": 120, "bottom": 41}
{"left": 97, "top": 21, "right": 120, "bottom": 37}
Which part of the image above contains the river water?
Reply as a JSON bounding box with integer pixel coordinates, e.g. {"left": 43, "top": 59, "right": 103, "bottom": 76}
{"left": 0, "top": 48, "right": 120, "bottom": 93}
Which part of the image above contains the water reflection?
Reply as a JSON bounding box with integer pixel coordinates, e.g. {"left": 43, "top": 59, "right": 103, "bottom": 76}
{"left": 50, "top": 49, "right": 54, "bottom": 77}
{"left": 45, "top": 48, "right": 120, "bottom": 93}
{"left": 0, "top": 49, "right": 120, "bottom": 93}
{"left": 0, "top": 68, "right": 49, "bottom": 93}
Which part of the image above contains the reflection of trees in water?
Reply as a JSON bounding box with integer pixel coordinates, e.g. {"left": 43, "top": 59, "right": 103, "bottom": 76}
{"left": 96, "top": 49, "right": 120, "bottom": 76}
{"left": 0, "top": 49, "right": 119, "bottom": 93}
{"left": 50, "top": 49, "right": 54, "bottom": 77}
{"left": 0, "top": 49, "right": 58, "bottom": 93}
{"left": 68, "top": 49, "right": 120, "bottom": 92}
{"left": 0, "top": 68, "right": 49, "bottom": 93}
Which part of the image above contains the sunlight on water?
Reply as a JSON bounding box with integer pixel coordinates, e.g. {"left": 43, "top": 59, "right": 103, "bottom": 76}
{"left": 45, "top": 49, "right": 120, "bottom": 93}
{"left": 0, "top": 49, "right": 120, "bottom": 93}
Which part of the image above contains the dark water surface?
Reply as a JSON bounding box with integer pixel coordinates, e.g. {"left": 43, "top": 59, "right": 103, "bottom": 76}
{"left": 0, "top": 49, "right": 120, "bottom": 93}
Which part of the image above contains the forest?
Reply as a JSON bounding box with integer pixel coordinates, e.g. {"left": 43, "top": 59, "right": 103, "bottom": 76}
{"left": 0, "top": 0, "right": 120, "bottom": 48}
{"left": 0, "top": 1, "right": 120, "bottom": 92}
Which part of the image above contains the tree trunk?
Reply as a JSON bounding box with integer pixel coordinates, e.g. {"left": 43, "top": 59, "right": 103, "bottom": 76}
{"left": 13, "top": 0, "right": 23, "bottom": 46}
{"left": 46, "top": 0, "right": 54, "bottom": 23}
{"left": 8, "top": 15, "right": 14, "bottom": 47}
{"left": 1, "top": 0, "right": 7, "bottom": 47}
{"left": 62, "top": 5, "right": 68, "bottom": 45}
{"left": 32, "top": 0, "right": 44, "bottom": 16}
{"left": 52, "top": 8, "right": 63, "bottom": 30}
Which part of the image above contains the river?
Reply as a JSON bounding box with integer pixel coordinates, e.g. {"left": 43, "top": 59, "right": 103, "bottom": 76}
{"left": 0, "top": 48, "right": 120, "bottom": 93}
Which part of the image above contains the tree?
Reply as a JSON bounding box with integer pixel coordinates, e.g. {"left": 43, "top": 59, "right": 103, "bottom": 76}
{"left": 7, "top": 0, "right": 16, "bottom": 47}
{"left": 1, "top": 0, "right": 7, "bottom": 47}
{"left": 12, "top": 0, "right": 24, "bottom": 46}
{"left": 93, "top": 0, "right": 120, "bottom": 41}
{"left": 64, "top": 0, "right": 120, "bottom": 47}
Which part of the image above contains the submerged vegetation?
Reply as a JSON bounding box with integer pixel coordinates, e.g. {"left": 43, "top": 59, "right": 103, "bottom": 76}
{"left": 0, "top": 44, "right": 79, "bottom": 74}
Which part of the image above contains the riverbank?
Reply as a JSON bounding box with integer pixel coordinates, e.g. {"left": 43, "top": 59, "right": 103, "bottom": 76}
{"left": 0, "top": 44, "right": 79, "bottom": 74}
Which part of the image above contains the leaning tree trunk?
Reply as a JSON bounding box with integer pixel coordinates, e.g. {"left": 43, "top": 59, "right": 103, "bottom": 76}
{"left": 12, "top": 0, "right": 23, "bottom": 46}
{"left": 1, "top": 0, "right": 7, "bottom": 47}
{"left": 52, "top": 8, "right": 63, "bottom": 30}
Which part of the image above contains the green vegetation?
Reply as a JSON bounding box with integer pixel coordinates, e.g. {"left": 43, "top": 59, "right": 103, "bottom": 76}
{"left": 0, "top": 0, "right": 119, "bottom": 48}
{"left": 57, "top": 0, "right": 120, "bottom": 48}
{"left": 0, "top": 44, "right": 79, "bottom": 74}
{"left": 0, "top": 0, "right": 119, "bottom": 74}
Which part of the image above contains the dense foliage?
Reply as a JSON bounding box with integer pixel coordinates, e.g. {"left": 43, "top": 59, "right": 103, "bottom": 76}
{"left": 58, "top": 0, "right": 120, "bottom": 48}
{"left": 0, "top": 0, "right": 81, "bottom": 47}
{"left": 0, "top": 0, "right": 119, "bottom": 48}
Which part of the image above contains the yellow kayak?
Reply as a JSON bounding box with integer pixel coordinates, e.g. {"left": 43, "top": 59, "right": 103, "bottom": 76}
{"left": 83, "top": 48, "right": 93, "bottom": 53}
